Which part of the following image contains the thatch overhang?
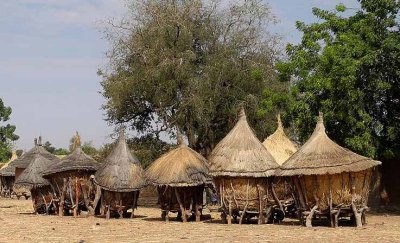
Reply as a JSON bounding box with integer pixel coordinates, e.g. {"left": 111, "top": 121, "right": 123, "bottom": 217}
{"left": 263, "top": 114, "right": 299, "bottom": 165}
{"left": 279, "top": 112, "right": 381, "bottom": 176}
{"left": 146, "top": 135, "right": 209, "bottom": 187}
{"left": 14, "top": 153, "right": 53, "bottom": 189}
{"left": 94, "top": 131, "right": 146, "bottom": 192}
{"left": 208, "top": 108, "right": 279, "bottom": 177}
{"left": 0, "top": 139, "right": 59, "bottom": 177}
{"left": 43, "top": 147, "right": 99, "bottom": 177}
{"left": 0, "top": 151, "right": 18, "bottom": 177}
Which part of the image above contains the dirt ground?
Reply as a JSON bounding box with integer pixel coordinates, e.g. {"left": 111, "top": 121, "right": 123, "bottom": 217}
{"left": 0, "top": 198, "right": 400, "bottom": 243}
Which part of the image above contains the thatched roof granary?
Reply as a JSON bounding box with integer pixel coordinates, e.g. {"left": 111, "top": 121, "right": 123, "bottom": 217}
{"left": 146, "top": 134, "right": 209, "bottom": 222}
{"left": 94, "top": 131, "right": 146, "bottom": 219}
{"left": 14, "top": 153, "right": 54, "bottom": 214}
{"left": 262, "top": 114, "right": 299, "bottom": 219}
{"left": 43, "top": 133, "right": 99, "bottom": 217}
{"left": 209, "top": 108, "right": 280, "bottom": 224}
{"left": 280, "top": 112, "right": 381, "bottom": 227}
{"left": 263, "top": 114, "right": 298, "bottom": 165}
{"left": 0, "top": 151, "right": 18, "bottom": 197}
{"left": 1, "top": 138, "right": 59, "bottom": 199}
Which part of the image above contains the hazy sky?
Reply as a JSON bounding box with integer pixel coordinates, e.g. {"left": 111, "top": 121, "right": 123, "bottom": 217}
{"left": 0, "top": 0, "right": 358, "bottom": 150}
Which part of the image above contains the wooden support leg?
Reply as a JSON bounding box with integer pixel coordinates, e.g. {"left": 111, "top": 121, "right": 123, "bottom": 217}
{"left": 227, "top": 201, "right": 232, "bottom": 225}
{"left": 81, "top": 184, "right": 94, "bottom": 216}
{"left": 195, "top": 203, "right": 201, "bottom": 222}
{"left": 351, "top": 202, "right": 364, "bottom": 228}
{"left": 131, "top": 191, "right": 137, "bottom": 218}
{"left": 257, "top": 183, "right": 265, "bottom": 225}
{"left": 59, "top": 178, "right": 67, "bottom": 217}
{"left": 175, "top": 188, "right": 187, "bottom": 222}
{"left": 106, "top": 206, "right": 110, "bottom": 220}
{"left": 305, "top": 205, "right": 318, "bottom": 227}
{"left": 74, "top": 177, "right": 80, "bottom": 217}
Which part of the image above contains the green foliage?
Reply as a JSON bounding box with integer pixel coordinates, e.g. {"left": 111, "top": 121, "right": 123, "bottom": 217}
{"left": 54, "top": 148, "right": 69, "bottom": 156}
{"left": 0, "top": 98, "right": 19, "bottom": 162}
{"left": 43, "top": 141, "right": 56, "bottom": 154}
{"left": 264, "top": 0, "right": 400, "bottom": 159}
{"left": 81, "top": 141, "right": 98, "bottom": 157}
{"left": 100, "top": 0, "right": 282, "bottom": 155}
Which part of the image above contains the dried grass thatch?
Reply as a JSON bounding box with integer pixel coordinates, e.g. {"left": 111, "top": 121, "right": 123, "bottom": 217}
{"left": 43, "top": 147, "right": 99, "bottom": 176}
{"left": 14, "top": 153, "right": 53, "bottom": 189}
{"left": 280, "top": 113, "right": 381, "bottom": 176}
{"left": 0, "top": 139, "right": 59, "bottom": 177}
{"left": 146, "top": 135, "right": 209, "bottom": 187}
{"left": 209, "top": 108, "right": 279, "bottom": 177}
{"left": 263, "top": 114, "right": 298, "bottom": 165}
{"left": 94, "top": 131, "right": 146, "bottom": 192}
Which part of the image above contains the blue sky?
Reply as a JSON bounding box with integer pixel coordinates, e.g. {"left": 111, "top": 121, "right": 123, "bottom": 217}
{"left": 0, "top": 0, "right": 358, "bottom": 150}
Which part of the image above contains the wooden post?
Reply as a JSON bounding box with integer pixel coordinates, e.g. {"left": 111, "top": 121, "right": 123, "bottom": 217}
{"left": 227, "top": 200, "right": 232, "bottom": 225}
{"left": 257, "top": 183, "right": 265, "bottom": 224}
{"left": 74, "top": 177, "right": 80, "bottom": 217}
{"left": 131, "top": 191, "right": 137, "bottom": 218}
{"left": 59, "top": 178, "right": 67, "bottom": 217}
{"left": 239, "top": 179, "right": 250, "bottom": 225}
{"left": 175, "top": 188, "right": 187, "bottom": 222}
{"left": 81, "top": 182, "right": 94, "bottom": 215}
{"left": 271, "top": 182, "right": 284, "bottom": 218}
{"left": 350, "top": 173, "right": 363, "bottom": 228}
{"left": 305, "top": 205, "right": 318, "bottom": 227}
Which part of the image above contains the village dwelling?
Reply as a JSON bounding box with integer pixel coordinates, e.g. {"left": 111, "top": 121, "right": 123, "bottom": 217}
{"left": 14, "top": 153, "right": 55, "bottom": 214}
{"left": 263, "top": 114, "right": 299, "bottom": 219}
{"left": 208, "top": 108, "right": 281, "bottom": 224}
{"left": 279, "top": 112, "right": 381, "bottom": 227}
{"left": 43, "top": 132, "right": 99, "bottom": 217}
{"left": 0, "top": 151, "right": 18, "bottom": 198}
{"left": 94, "top": 131, "right": 146, "bottom": 219}
{"left": 146, "top": 133, "right": 209, "bottom": 222}
{"left": 11, "top": 138, "right": 60, "bottom": 199}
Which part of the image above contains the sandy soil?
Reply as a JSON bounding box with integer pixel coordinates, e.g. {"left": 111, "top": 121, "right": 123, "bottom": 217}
{"left": 0, "top": 198, "right": 399, "bottom": 243}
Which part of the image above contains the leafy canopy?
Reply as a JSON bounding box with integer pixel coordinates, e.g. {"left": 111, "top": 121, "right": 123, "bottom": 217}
{"left": 100, "top": 0, "right": 282, "bottom": 155}
{"left": 0, "top": 98, "right": 19, "bottom": 162}
{"left": 262, "top": 0, "right": 400, "bottom": 159}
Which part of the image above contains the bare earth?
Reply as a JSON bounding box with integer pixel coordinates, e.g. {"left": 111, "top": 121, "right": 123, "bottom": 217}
{"left": 0, "top": 198, "right": 400, "bottom": 243}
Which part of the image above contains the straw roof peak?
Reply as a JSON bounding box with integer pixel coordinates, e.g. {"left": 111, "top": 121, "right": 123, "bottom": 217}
{"left": 146, "top": 143, "right": 209, "bottom": 187}
{"left": 94, "top": 131, "right": 146, "bottom": 192}
{"left": 263, "top": 114, "right": 299, "bottom": 165}
{"left": 209, "top": 108, "right": 279, "bottom": 178}
{"left": 280, "top": 112, "right": 381, "bottom": 176}
{"left": 176, "top": 130, "right": 185, "bottom": 147}
{"left": 43, "top": 143, "right": 99, "bottom": 176}
{"left": 277, "top": 113, "right": 283, "bottom": 130}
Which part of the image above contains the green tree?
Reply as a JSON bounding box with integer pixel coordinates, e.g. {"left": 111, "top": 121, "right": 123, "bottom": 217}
{"left": 54, "top": 148, "right": 69, "bottom": 156}
{"left": 0, "top": 98, "right": 19, "bottom": 162}
{"left": 263, "top": 1, "right": 400, "bottom": 160}
{"left": 262, "top": 0, "right": 400, "bottom": 204}
{"left": 81, "top": 141, "right": 98, "bottom": 157}
{"left": 100, "top": 0, "right": 282, "bottom": 155}
{"left": 43, "top": 141, "right": 56, "bottom": 154}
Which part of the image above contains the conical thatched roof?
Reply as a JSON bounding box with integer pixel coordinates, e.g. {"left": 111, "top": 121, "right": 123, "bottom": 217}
{"left": 43, "top": 147, "right": 99, "bottom": 176}
{"left": 208, "top": 108, "right": 279, "bottom": 177}
{"left": 0, "top": 139, "right": 59, "bottom": 177}
{"left": 14, "top": 153, "right": 53, "bottom": 189}
{"left": 280, "top": 112, "right": 381, "bottom": 176}
{"left": 146, "top": 133, "right": 209, "bottom": 187}
{"left": 94, "top": 131, "right": 146, "bottom": 192}
{"left": 263, "top": 114, "right": 299, "bottom": 165}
